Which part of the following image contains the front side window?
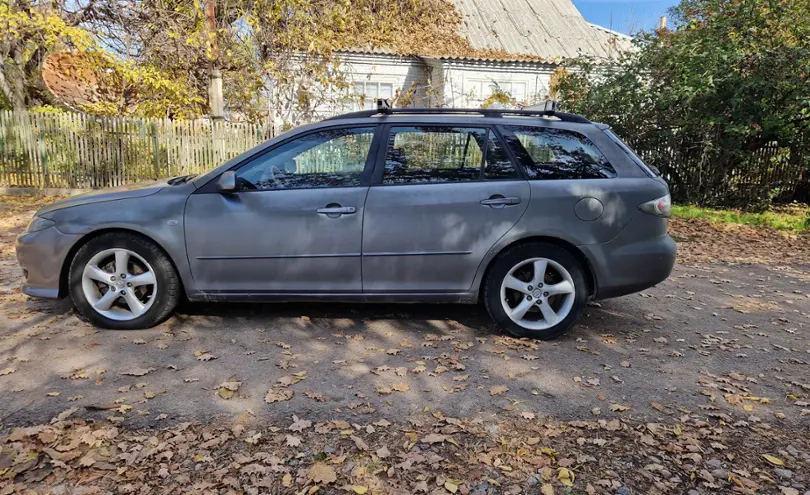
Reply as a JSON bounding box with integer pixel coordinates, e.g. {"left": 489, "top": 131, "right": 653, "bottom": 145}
{"left": 382, "top": 126, "right": 518, "bottom": 185}
{"left": 501, "top": 126, "right": 617, "bottom": 180}
{"left": 235, "top": 127, "right": 375, "bottom": 191}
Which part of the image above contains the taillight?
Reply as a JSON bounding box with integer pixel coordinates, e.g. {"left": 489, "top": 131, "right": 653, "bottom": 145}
{"left": 639, "top": 194, "right": 671, "bottom": 218}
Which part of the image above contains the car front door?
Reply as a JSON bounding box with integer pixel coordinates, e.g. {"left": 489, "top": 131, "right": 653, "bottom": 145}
{"left": 185, "top": 126, "right": 379, "bottom": 294}
{"left": 361, "top": 125, "right": 530, "bottom": 293}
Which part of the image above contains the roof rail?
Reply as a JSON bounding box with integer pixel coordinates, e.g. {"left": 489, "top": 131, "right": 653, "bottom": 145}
{"left": 325, "top": 99, "right": 591, "bottom": 124}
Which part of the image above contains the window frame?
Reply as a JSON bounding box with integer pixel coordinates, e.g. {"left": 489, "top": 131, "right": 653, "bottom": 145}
{"left": 497, "top": 124, "right": 617, "bottom": 181}
{"left": 352, "top": 81, "right": 395, "bottom": 111}
{"left": 195, "top": 124, "right": 382, "bottom": 194}
{"left": 370, "top": 123, "right": 524, "bottom": 186}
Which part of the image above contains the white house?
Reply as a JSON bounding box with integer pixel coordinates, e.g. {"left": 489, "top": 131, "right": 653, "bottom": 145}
{"left": 316, "top": 0, "right": 631, "bottom": 116}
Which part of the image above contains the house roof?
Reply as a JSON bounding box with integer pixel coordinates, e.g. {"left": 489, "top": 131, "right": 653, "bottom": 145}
{"left": 450, "top": 0, "right": 632, "bottom": 60}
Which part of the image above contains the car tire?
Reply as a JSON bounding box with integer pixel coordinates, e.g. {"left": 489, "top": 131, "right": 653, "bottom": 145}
{"left": 69, "top": 232, "right": 180, "bottom": 330}
{"left": 483, "top": 242, "right": 588, "bottom": 340}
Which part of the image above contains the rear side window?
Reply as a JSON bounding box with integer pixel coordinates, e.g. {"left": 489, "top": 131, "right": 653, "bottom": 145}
{"left": 381, "top": 126, "right": 518, "bottom": 184}
{"left": 500, "top": 126, "right": 617, "bottom": 180}
{"left": 604, "top": 129, "right": 659, "bottom": 177}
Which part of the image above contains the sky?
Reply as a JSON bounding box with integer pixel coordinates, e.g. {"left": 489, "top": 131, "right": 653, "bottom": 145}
{"left": 571, "top": 0, "right": 680, "bottom": 34}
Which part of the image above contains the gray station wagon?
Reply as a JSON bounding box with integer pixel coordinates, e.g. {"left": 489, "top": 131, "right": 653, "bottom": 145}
{"left": 16, "top": 104, "right": 676, "bottom": 339}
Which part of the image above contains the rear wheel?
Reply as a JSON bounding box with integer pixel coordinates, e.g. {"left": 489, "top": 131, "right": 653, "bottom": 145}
{"left": 69, "top": 233, "right": 180, "bottom": 329}
{"left": 483, "top": 242, "right": 588, "bottom": 340}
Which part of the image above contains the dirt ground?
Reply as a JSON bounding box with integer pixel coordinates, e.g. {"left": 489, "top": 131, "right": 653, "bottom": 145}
{"left": 1, "top": 195, "right": 809, "bottom": 495}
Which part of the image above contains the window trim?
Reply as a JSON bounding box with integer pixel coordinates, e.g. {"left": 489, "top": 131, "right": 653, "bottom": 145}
{"left": 370, "top": 123, "right": 522, "bottom": 187}
{"left": 195, "top": 124, "right": 382, "bottom": 194}
{"left": 497, "top": 125, "right": 617, "bottom": 181}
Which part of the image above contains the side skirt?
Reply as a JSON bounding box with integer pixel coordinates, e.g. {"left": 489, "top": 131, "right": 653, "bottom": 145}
{"left": 186, "top": 291, "right": 479, "bottom": 304}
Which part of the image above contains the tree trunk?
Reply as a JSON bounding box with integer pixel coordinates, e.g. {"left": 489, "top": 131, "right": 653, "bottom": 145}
{"left": 8, "top": 45, "right": 27, "bottom": 110}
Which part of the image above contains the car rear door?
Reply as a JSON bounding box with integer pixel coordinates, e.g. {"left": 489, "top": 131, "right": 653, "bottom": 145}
{"left": 361, "top": 124, "right": 529, "bottom": 293}
{"left": 185, "top": 125, "right": 379, "bottom": 294}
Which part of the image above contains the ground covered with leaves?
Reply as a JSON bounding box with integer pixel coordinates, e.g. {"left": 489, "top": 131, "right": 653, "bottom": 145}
{"left": 1, "top": 197, "right": 809, "bottom": 494}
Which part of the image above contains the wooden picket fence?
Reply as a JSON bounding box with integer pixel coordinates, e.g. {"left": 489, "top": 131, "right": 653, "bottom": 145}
{"left": 0, "top": 111, "right": 273, "bottom": 189}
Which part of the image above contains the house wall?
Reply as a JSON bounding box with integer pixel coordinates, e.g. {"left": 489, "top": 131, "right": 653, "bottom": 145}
{"left": 313, "top": 53, "right": 430, "bottom": 117}
{"left": 429, "top": 59, "right": 559, "bottom": 108}
{"left": 276, "top": 53, "right": 560, "bottom": 129}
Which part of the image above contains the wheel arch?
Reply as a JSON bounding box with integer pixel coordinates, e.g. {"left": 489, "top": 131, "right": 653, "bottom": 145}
{"left": 476, "top": 236, "right": 597, "bottom": 300}
{"left": 59, "top": 228, "right": 185, "bottom": 298}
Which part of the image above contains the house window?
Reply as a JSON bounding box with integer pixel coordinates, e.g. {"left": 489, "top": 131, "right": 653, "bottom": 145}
{"left": 468, "top": 80, "right": 527, "bottom": 104}
{"left": 353, "top": 82, "right": 394, "bottom": 110}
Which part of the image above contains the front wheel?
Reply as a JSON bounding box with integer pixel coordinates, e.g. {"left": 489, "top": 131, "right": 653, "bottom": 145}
{"left": 483, "top": 242, "right": 588, "bottom": 340}
{"left": 69, "top": 233, "right": 180, "bottom": 329}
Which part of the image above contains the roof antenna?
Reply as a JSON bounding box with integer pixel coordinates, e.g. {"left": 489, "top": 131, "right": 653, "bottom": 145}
{"left": 376, "top": 99, "right": 392, "bottom": 114}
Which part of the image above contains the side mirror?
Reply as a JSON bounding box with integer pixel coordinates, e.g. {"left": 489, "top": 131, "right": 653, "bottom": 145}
{"left": 218, "top": 170, "right": 236, "bottom": 193}
{"left": 648, "top": 165, "right": 661, "bottom": 176}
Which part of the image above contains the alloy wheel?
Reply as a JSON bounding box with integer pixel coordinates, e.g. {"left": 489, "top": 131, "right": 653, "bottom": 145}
{"left": 81, "top": 248, "right": 157, "bottom": 321}
{"left": 499, "top": 257, "right": 576, "bottom": 331}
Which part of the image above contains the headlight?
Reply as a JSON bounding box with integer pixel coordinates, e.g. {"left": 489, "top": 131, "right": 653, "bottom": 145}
{"left": 26, "top": 216, "right": 56, "bottom": 233}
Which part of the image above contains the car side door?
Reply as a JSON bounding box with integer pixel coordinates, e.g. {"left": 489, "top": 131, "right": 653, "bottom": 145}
{"left": 184, "top": 125, "right": 379, "bottom": 294}
{"left": 361, "top": 124, "right": 530, "bottom": 293}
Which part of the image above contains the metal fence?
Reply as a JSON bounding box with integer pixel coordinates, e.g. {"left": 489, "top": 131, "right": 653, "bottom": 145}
{"left": 0, "top": 111, "right": 273, "bottom": 189}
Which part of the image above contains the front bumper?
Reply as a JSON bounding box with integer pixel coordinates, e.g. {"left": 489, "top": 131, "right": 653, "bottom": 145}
{"left": 16, "top": 226, "right": 82, "bottom": 299}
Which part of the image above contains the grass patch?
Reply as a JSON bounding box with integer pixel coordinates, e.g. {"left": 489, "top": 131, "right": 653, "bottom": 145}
{"left": 672, "top": 204, "right": 810, "bottom": 232}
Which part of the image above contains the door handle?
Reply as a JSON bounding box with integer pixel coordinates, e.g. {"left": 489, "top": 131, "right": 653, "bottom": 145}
{"left": 480, "top": 196, "right": 521, "bottom": 208}
{"left": 317, "top": 206, "right": 356, "bottom": 215}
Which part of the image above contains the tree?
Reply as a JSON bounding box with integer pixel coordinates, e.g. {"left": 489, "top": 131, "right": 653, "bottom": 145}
{"left": 553, "top": 0, "right": 810, "bottom": 206}
{"left": 0, "top": 0, "right": 92, "bottom": 109}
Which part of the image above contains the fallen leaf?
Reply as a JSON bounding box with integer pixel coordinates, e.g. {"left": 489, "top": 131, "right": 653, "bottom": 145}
{"left": 265, "top": 389, "right": 294, "bottom": 403}
{"left": 490, "top": 385, "right": 509, "bottom": 396}
{"left": 650, "top": 401, "right": 674, "bottom": 414}
{"left": 218, "top": 381, "right": 241, "bottom": 399}
{"left": 0, "top": 367, "right": 16, "bottom": 376}
{"left": 289, "top": 415, "right": 312, "bottom": 432}
{"left": 308, "top": 462, "right": 337, "bottom": 484}
{"left": 350, "top": 435, "right": 368, "bottom": 450}
{"left": 285, "top": 435, "right": 301, "bottom": 447}
{"left": 421, "top": 433, "right": 448, "bottom": 444}
{"left": 282, "top": 472, "right": 292, "bottom": 487}
{"left": 444, "top": 481, "right": 459, "bottom": 493}
{"left": 121, "top": 367, "right": 155, "bottom": 376}
{"left": 762, "top": 454, "right": 784, "bottom": 466}
{"left": 352, "top": 486, "right": 368, "bottom": 494}
{"left": 558, "top": 467, "right": 575, "bottom": 487}
{"left": 391, "top": 383, "right": 409, "bottom": 392}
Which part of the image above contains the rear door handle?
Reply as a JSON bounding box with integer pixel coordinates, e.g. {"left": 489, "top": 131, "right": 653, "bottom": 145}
{"left": 317, "top": 206, "right": 356, "bottom": 215}
{"left": 480, "top": 196, "right": 521, "bottom": 208}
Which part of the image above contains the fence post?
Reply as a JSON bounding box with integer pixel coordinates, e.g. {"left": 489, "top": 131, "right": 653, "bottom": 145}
{"left": 151, "top": 121, "right": 160, "bottom": 179}
{"left": 38, "top": 129, "right": 50, "bottom": 188}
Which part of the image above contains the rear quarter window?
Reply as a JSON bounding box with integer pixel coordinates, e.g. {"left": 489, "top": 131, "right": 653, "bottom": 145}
{"left": 500, "top": 125, "right": 617, "bottom": 180}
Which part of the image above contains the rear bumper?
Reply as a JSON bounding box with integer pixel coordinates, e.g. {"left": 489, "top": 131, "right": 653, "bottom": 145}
{"left": 16, "top": 226, "right": 81, "bottom": 299}
{"left": 581, "top": 232, "right": 676, "bottom": 300}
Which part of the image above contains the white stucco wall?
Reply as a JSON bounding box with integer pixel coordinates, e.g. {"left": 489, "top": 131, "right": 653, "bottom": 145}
{"left": 315, "top": 53, "right": 430, "bottom": 117}
{"left": 426, "top": 58, "right": 558, "bottom": 108}
{"left": 277, "top": 53, "right": 561, "bottom": 128}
